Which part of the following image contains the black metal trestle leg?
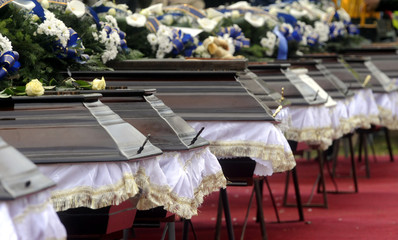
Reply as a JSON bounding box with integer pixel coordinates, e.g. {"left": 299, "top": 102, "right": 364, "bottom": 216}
{"left": 283, "top": 168, "right": 306, "bottom": 216}
{"left": 215, "top": 188, "right": 235, "bottom": 240}
{"left": 254, "top": 179, "right": 268, "bottom": 240}
{"left": 291, "top": 168, "right": 305, "bottom": 221}
{"left": 317, "top": 149, "right": 328, "bottom": 208}
{"left": 348, "top": 135, "right": 359, "bottom": 193}
{"left": 284, "top": 150, "right": 328, "bottom": 208}
{"left": 383, "top": 127, "right": 394, "bottom": 162}
{"left": 182, "top": 219, "right": 189, "bottom": 240}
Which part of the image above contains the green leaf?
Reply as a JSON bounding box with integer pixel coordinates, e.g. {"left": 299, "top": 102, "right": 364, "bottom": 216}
{"left": 74, "top": 80, "right": 92, "bottom": 89}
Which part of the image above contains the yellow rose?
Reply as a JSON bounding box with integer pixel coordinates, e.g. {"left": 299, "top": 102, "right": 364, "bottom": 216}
{"left": 92, "top": 77, "right": 106, "bottom": 90}
{"left": 107, "top": 8, "right": 116, "bottom": 16}
{"left": 40, "top": 0, "right": 49, "bottom": 9}
{"left": 26, "top": 79, "right": 45, "bottom": 96}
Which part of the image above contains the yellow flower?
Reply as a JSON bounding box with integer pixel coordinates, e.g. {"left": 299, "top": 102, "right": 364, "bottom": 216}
{"left": 108, "top": 8, "right": 116, "bottom": 16}
{"left": 26, "top": 79, "right": 45, "bottom": 96}
{"left": 40, "top": 0, "right": 49, "bottom": 9}
{"left": 92, "top": 77, "right": 106, "bottom": 90}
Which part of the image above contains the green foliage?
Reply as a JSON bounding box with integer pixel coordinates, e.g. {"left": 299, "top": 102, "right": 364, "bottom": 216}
{"left": 326, "top": 35, "right": 370, "bottom": 53}
{"left": 237, "top": 44, "right": 265, "bottom": 59}
{"left": 117, "top": 18, "right": 154, "bottom": 58}
{"left": 0, "top": 86, "right": 26, "bottom": 97}
{"left": 0, "top": 5, "right": 66, "bottom": 86}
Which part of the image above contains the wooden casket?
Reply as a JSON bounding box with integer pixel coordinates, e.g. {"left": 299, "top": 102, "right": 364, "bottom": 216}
{"left": 247, "top": 63, "right": 329, "bottom": 106}
{"left": 0, "top": 94, "right": 163, "bottom": 236}
{"left": 70, "top": 59, "right": 275, "bottom": 122}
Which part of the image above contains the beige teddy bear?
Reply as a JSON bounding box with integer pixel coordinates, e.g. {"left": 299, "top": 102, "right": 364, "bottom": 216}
{"left": 203, "top": 36, "right": 244, "bottom": 59}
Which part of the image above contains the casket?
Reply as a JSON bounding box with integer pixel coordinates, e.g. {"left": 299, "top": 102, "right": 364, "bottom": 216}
{"left": 343, "top": 56, "right": 397, "bottom": 93}
{"left": 45, "top": 89, "right": 209, "bottom": 151}
{"left": 247, "top": 63, "right": 328, "bottom": 106}
{"left": 0, "top": 94, "right": 162, "bottom": 163}
{"left": 305, "top": 54, "right": 365, "bottom": 91}
{"left": 341, "top": 47, "right": 398, "bottom": 79}
{"left": 69, "top": 59, "right": 275, "bottom": 121}
{"left": 277, "top": 59, "right": 354, "bottom": 99}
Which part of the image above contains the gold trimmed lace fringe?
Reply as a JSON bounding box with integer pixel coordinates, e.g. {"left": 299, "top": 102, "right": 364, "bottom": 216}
{"left": 378, "top": 107, "right": 398, "bottom": 130}
{"left": 135, "top": 168, "right": 226, "bottom": 219}
{"left": 285, "top": 127, "right": 334, "bottom": 150}
{"left": 208, "top": 141, "right": 296, "bottom": 173}
{"left": 51, "top": 174, "right": 139, "bottom": 212}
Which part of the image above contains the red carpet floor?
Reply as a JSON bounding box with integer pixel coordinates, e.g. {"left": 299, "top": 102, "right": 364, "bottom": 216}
{"left": 132, "top": 155, "right": 398, "bottom": 240}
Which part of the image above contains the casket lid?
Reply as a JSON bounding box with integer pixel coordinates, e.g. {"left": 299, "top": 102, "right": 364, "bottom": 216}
{"left": 285, "top": 61, "right": 354, "bottom": 99}
{"left": 0, "top": 94, "right": 162, "bottom": 164}
{"left": 69, "top": 64, "right": 275, "bottom": 122}
{"left": 341, "top": 47, "right": 398, "bottom": 56}
{"left": 57, "top": 90, "right": 209, "bottom": 150}
{"left": 344, "top": 57, "right": 398, "bottom": 93}
{"left": 248, "top": 64, "right": 328, "bottom": 106}
{"left": 108, "top": 58, "right": 247, "bottom": 71}
{"left": 0, "top": 138, "right": 55, "bottom": 200}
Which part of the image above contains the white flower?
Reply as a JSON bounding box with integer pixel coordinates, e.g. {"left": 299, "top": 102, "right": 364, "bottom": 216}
{"left": 260, "top": 31, "right": 277, "bottom": 56}
{"left": 36, "top": 11, "right": 70, "bottom": 48}
{"left": 244, "top": 12, "right": 265, "bottom": 28}
{"left": 140, "top": 3, "right": 163, "bottom": 17}
{"left": 94, "top": 20, "right": 122, "bottom": 63}
{"left": 289, "top": 8, "right": 308, "bottom": 19}
{"left": 104, "top": 15, "right": 118, "bottom": 28}
{"left": 197, "top": 18, "right": 218, "bottom": 32}
{"left": 314, "top": 21, "right": 329, "bottom": 43}
{"left": 92, "top": 77, "right": 106, "bottom": 90}
{"left": 147, "top": 33, "right": 158, "bottom": 46}
{"left": 40, "top": 0, "right": 49, "bottom": 9}
{"left": 101, "top": 49, "right": 118, "bottom": 63}
{"left": 0, "top": 33, "right": 13, "bottom": 52}
{"left": 206, "top": 8, "right": 223, "bottom": 19}
{"left": 227, "top": 1, "right": 251, "bottom": 9}
{"left": 337, "top": 8, "right": 351, "bottom": 22}
{"left": 161, "top": 14, "right": 173, "bottom": 26}
{"left": 156, "top": 50, "right": 165, "bottom": 59}
{"left": 126, "top": 13, "right": 146, "bottom": 27}
{"left": 26, "top": 79, "right": 44, "bottom": 96}
{"left": 177, "top": 16, "right": 193, "bottom": 25}
{"left": 194, "top": 45, "right": 211, "bottom": 58}
{"left": 157, "top": 25, "right": 173, "bottom": 38}
{"left": 159, "top": 41, "right": 173, "bottom": 53}
{"left": 66, "top": 0, "right": 86, "bottom": 18}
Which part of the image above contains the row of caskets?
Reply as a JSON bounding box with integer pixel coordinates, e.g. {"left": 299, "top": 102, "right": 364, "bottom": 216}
{"left": 2, "top": 47, "right": 398, "bottom": 237}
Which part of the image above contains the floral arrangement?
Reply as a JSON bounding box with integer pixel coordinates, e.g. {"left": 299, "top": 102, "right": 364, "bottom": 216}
{"left": 0, "top": 0, "right": 367, "bottom": 95}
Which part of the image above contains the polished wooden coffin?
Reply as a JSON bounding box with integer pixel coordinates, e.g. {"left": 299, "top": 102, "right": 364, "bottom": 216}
{"left": 343, "top": 56, "right": 397, "bottom": 93}
{"left": 247, "top": 63, "right": 328, "bottom": 106}
{"left": 0, "top": 137, "right": 55, "bottom": 200}
{"left": 69, "top": 59, "right": 275, "bottom": 122}
{"left": 50, "top": 89, "right": 209, "bottom": 151}
{"left": 278, "top": 60, "right": 355, "bottom": 99}
{"left": 297, "top": 54, "right": 368, "bottom": 91}
{"left": 0, "top": 94, "right": 162, "bottom": 163}
{"left": 342, "top": 47, "right": 398, "bottom": 79}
